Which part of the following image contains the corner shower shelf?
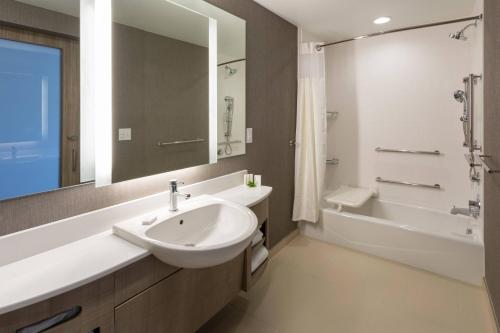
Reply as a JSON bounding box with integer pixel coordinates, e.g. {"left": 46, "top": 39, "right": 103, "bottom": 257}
{"left": 324, "top": 185, "right": 375, "bottom": 211}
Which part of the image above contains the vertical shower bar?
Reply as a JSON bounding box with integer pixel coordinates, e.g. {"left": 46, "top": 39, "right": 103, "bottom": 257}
{"left": 468, "top": 74, "right": 474, "bottom": 153}
{"left": 468, "top": 73, "right": 482, "bottom": 152}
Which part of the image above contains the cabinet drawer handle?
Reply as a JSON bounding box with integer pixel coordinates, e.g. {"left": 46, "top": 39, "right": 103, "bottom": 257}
{"left": 16, "top": 306, "right": 82, "bottom": 333}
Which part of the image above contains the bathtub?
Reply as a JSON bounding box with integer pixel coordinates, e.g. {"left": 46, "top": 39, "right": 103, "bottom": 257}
{"left": 299, "top": 199, "right": 485, "bottom": 285}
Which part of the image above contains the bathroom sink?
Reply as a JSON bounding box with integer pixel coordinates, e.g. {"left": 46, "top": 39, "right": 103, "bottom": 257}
{"left": 113, "top": 195, "right": 258, "bottom": 268}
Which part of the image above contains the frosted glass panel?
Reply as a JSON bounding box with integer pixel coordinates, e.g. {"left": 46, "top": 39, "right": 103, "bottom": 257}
{"left": 0, "top": 39, "right": 62, "bottom": 200}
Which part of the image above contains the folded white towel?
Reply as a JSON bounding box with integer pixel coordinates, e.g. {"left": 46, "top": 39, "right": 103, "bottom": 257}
{"left": 251, "top": 230, "right": 264, "bottom": 246}
{"left": 251, "top": 245, "right": 269, "bottom": 273}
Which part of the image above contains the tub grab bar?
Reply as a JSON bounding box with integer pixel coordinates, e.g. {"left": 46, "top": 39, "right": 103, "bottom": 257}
{"left": 376, "top": 177, "right": 441, "bottom": 190}
{"left": 478, "top": 155, "right": 500, "bottom": 174}
{"left": 375, "top": 147, "right": 441, "bottom": 155}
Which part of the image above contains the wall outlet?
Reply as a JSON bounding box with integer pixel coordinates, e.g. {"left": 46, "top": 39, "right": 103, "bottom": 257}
{"left": 118, "top": 128, "right": 132, "bottom": 141}
{"left": 246, "top": 128, "right": 253, "bottom": 143}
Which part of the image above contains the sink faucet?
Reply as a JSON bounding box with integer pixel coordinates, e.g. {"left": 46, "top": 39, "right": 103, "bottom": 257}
{"left": 169, "top": 180, "right": 191, "bottom": 212}
{"left": 450, "top": 198, "right": 480, "bottom": 218}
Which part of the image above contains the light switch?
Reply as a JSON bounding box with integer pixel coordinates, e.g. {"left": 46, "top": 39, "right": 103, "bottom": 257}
{"left": 246, "top": 128, "right": 253, "bottom": 143}
{"left": 118, "top": 128, "right": 132, "bottom": 141}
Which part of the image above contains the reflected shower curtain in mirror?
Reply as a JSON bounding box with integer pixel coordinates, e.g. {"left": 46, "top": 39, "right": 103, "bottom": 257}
{"left": 292, "top": 38, "right": 326, "bottom": 223}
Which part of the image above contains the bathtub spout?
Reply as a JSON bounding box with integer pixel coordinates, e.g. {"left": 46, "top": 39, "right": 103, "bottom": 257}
{"left": 450, "top": 206, "right": 471, "bottom": 216}
{"left": 450, "top": 199, "right": 480, "bottom": 218}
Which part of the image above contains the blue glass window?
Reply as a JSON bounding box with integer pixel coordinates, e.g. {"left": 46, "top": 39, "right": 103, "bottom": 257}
{"left": 0, "top": 38, "right": 62, "bottom": 200}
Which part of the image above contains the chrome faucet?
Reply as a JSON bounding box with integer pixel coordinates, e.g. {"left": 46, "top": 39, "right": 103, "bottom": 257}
{"left": 168, "top": 180, "right": 191, "bottom": 212}
{"left": 450, "top": 198, "right": 480, "bottom": 218}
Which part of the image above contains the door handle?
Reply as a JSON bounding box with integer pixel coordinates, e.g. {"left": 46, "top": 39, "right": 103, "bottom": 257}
{"left": 289, "top": 139, "right": 296, "bottom": 147}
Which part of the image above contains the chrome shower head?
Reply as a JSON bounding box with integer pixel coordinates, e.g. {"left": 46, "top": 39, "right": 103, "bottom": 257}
{"left": 449, "top": 31, "right": 466, "bottom": 41}
{"left": 225, "top": 65, "right": 237, "bottom": 76}
{"left": 449, "top": 16, "right": 482, "bottom": 41}
{"left": 454, "top": 90, "right": 466, "bottom": 103}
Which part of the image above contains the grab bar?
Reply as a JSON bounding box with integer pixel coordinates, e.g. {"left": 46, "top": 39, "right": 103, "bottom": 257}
{"left": 326, "top": 158, "right": 339, "bottom": 165}
{"left": 478, "top": 155, "right": 500, "bottom": 174}
{"left": 217, "top": 140, "right": 242, "bottom": 145}
{"left": 376, "top": 177, "right": 441, "bottom": 189}
{"left": 375, "top": 147, "right": 441, "bottom": 155}
{"left": 157, "top": 138, "right": 205, "bottom": 147}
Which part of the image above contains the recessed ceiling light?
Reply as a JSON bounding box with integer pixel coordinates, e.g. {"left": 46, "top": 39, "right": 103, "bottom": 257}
{"left": 374, "top": 16, "right": 391, "bottom": 25}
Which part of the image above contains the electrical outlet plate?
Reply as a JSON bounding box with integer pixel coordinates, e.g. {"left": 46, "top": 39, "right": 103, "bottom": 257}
{"left": 118, "top": 128, "right": 132, "bottom": 141}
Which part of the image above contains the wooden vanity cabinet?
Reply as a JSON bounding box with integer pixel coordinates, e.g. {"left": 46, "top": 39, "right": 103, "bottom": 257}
{"left": 114, "top": 254, "right": 244, "bottom": 333}
{"left": 0, "top": 275, "right": 115, "bottom": 333}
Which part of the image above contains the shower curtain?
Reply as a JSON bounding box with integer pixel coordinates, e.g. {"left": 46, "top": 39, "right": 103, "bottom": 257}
{"left": 292, "top": 38, "right": 327, "bottom": 223}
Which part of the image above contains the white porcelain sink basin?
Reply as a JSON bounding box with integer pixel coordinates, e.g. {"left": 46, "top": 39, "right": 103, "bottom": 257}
{"left": 113, "top": 195, "right": 258, "bottom": 268}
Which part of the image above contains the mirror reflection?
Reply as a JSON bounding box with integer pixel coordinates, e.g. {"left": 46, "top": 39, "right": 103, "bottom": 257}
{"left": 111, "top": 0, "right": 213, "bottom": 183}
{"left": 0, "top": 0, "right": 82, "bottom": 201}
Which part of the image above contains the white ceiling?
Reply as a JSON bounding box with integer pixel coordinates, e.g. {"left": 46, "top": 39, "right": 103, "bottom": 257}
{"left": 253, "top": 0, "right": 479, "bottom": 42}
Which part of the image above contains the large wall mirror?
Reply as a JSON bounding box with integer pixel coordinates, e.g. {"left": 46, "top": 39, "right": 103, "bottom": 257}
{"left": 0, "top": 0, "right": 84, "bottom": 201}
{"left": 0, "top": 0, "right": 246, "bottom": 199}
{"left": 110, "top": 0, "right": 246, "bottom": 184}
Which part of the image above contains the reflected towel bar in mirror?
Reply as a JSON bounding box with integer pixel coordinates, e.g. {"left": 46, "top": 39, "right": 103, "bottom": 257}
{"left": 375, "top": 147, "right": 441, "bottom": 155}
{"left": 157, "top": 138, "right": 205, "bottom": 147}
{"left": 376, "top": 177, "right": 441, "bottom": 189}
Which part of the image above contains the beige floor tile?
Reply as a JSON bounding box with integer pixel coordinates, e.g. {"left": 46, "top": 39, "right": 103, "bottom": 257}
{"left": 200, "top": 235, "right": 496, "bottom": 333}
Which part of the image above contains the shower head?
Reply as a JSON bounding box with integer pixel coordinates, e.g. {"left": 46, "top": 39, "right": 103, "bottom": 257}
{"left": 449, "top": 31, "right": 467, "bottom": 41}
{"left": 449, "top": 16, "right": 482, "bottom": 41}
{"left": 225, "top": 65, "right": 237, "bottom": 76}
{"left": 454, "top": 90, "right": 466, "bottom": 103}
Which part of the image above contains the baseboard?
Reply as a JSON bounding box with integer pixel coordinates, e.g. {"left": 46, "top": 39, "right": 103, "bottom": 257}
{"left": 484, "top": 277, "right": 500, "bottom": 333}
{"left": 270, "top": 228, "right": 299, "bottom": 257}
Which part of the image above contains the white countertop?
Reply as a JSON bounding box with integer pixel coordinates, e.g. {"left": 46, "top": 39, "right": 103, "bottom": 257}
{"left": 0, "top": 178, "right": 272, "bottom": 315}
{"left": 0, "top": 232, "right": 148, "bottom": 315}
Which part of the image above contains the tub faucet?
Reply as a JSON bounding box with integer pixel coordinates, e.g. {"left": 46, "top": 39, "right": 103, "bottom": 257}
{"left": 450, "top": 198, "right": 480, "bottom": 219}
{"left": 168, "top": 179, "right": 191, "bottom": 212}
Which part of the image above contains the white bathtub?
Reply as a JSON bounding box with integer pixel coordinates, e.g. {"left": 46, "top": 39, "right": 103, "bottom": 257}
{"left": 300, "top": 199, "right": 485, "bottom": 285}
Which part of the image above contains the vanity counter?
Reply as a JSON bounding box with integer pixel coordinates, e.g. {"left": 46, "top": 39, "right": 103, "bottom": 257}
{"left": 0, "top": 171, "right": 272, "bottom": 315}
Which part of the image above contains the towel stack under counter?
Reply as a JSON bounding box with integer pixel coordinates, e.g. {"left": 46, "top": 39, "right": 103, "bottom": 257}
{"left": 250, "top": 230, "right": 269, "bottom": 273}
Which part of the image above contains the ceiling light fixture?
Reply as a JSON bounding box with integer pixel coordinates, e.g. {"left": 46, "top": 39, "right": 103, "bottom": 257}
{"left": 374, "top": 16, "right": 391, "bottom": 25}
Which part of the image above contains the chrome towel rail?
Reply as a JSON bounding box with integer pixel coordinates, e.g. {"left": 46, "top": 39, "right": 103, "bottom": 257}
{"left": 376, "top": 177, "right": 441, "bottom": 189}
{"left": 478, "top": 155, "right": 500, "bottom": 174}
{"left": 375, "top": 147, "right": 441, "bottom": 155}
{"left": 157, "top": 138, "right": 205, "bottom": 147}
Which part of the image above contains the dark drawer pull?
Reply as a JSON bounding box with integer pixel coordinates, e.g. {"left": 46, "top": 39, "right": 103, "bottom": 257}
{"left": 16, "top": 306, "right": 82, "bottom": 333}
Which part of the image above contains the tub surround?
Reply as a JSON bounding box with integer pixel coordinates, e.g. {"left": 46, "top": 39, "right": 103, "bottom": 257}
{"left": 0, "top": 171, "right": 272, "bottom": 315}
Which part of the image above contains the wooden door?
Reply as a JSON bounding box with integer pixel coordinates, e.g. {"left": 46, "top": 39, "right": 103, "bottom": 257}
{"left": 0, "top": 24, "right": 80, "bottom": 187}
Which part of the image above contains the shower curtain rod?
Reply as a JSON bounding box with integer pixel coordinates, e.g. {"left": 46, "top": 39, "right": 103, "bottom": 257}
{"left": 316, "top": 14, "right": 483, "bottom": 50}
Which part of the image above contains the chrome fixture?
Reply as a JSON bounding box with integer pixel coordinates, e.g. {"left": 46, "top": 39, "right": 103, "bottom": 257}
{"left": 453, "top": 90, "right": 466, "bottom": 103}
{"left": 157, "top": 138, "right": 205, "bottom": 147}
{"left": 316, "top": 15, "right": 482, "bottom": 50}
{"left": 168, "top": 179, "right": 191, "bottom": 212}
{"left": 222, "top": 96, "right": 235, "bottom": 155}
{"left": 449, "top": 16, "right": 482, "bottom": 41}
{"left": 450, "top": 198, "right": 480, "bottom": 219}
{"left": 376, "top": 177, "right": 441, "bottom": 190}
{"left": 326, "top": 158, "right": 339, "bottom": 165}
{"left": 455, "top": 74, "right": 482, "bottom": 182}
{"left": 225, "top": 65, "right": 237, "bottom": 76}
{"left": 375, "top": 147, "right": 441, "bottom": 155}
{"left": 478, "top": 155, "right": 500, "bottom": 174}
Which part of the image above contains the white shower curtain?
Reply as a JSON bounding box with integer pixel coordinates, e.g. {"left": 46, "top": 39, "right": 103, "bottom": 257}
{"left": 292, "top": 38, "right": 327, "bottom": 223}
